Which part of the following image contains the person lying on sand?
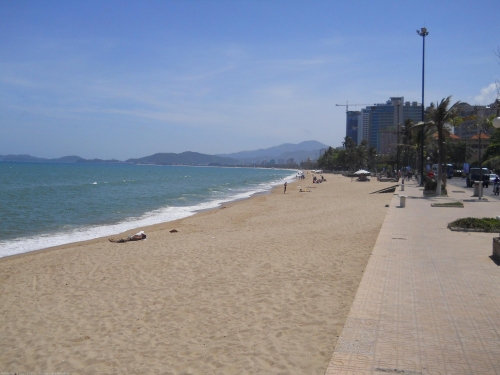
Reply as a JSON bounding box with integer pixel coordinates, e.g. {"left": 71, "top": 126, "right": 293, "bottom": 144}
{"left": 299, "top": 189, "right": 311, "bottom": 192}
{"left": 109, "top": 231, "right": 147, "bottom": 243}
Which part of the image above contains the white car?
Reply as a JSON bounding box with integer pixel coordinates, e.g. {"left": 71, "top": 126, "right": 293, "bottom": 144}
{"left": 489, "top": 174, "right": 499, "bottom": 184}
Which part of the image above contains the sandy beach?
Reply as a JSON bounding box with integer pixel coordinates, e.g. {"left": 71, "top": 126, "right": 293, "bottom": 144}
{"left": 0, "top": 173, "right": 393, "bottom": 374}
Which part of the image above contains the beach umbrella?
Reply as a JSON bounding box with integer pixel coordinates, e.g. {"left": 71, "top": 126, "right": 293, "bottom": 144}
{"left": 354, "top": 170, "right": 370, "bottom": 175}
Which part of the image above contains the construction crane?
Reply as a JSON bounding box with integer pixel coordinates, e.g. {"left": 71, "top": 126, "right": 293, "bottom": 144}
{"left": 335, "top": 101, "right": 373, "bottom": 114}
{"left": 336, "top": 102, "right": 374, "bottom": 144}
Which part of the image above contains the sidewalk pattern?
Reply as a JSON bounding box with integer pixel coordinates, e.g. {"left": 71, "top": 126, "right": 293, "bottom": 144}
{"left": 325, "top": 181, "right": 500, "bottom": 375}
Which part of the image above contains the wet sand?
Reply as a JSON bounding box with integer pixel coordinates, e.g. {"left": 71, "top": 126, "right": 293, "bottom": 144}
{"left": 0, "top": 173, "right": 392, "bottom": 374}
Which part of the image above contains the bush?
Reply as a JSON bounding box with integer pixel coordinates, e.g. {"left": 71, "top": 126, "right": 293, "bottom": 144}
{"left": 432, "top": 201, "right": 464, "bottom": 207}
{"left": 424, "top": 178, "right": 437, "bottom": 190}
{"left": 448, "top": 217, "right": 500, "bottom": 232}
{"left": 483, "top": 156, "right": 500, "bottom": 173}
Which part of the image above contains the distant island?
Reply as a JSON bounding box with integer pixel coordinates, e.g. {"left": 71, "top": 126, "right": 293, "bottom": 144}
{"left": 0, "top": 140, "right": 330, "bottom": 167}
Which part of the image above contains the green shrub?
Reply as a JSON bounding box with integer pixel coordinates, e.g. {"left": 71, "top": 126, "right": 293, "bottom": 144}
{"left": 448, "top": 217, "right": 500, "bottom": 232}
{"left": 432, "top": 202, "right": 463, "bottom": 207}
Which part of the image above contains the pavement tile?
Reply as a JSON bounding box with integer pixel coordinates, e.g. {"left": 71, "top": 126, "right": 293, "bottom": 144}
{"left": 324, "top": 179, "right": 500, "bottom": 375}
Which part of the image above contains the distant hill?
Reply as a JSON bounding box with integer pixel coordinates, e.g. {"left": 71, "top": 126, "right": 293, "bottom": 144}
{"left": 76, "top": 158, "right": 123, "bottom": 164}
{"left": 126, "top": 152, "right": 239, "bottom": 166}
{"left": 216, "top": 140, "right": 329, "bottom": 164}
{"left": 55, "top": 156, "right": 86, "bottom": 163}
{"left": 0, "top": 152, "right": 236, "bottom": 166}
{"left": 0, "top": 154, "right": 85, "bottom": 163}
{"left": 1, "top": 141, "right": 329, "bottom": 166}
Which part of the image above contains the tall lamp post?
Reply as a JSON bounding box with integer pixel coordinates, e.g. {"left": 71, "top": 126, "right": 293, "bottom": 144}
{"left": 396, "top": 100, "right": 401, "bottom": 173}
{"left": 417, "top": 27, "right": 429, "bottom": 186}
{"left": 493, "top": 100, "right": 500, "bottom": 195}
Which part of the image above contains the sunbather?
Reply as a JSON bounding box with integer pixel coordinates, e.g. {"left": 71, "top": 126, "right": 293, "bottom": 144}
{"left": 109, "top": 231, "right": 147, "bottom": 243}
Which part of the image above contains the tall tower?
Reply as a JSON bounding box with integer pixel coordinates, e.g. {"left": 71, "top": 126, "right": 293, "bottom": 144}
{"left": 357, "top": 108, "right": 371, "bottom": 145}
{"left": 346, "top": 111, "right": 361, "bottom": 144}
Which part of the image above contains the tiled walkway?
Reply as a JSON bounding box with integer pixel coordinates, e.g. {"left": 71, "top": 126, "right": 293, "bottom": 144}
{"left": 325, "top": 180, "right": 500, "bottom": 375}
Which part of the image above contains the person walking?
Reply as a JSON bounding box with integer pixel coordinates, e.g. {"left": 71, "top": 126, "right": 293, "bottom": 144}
{"left": 284, "top": 181, "right": 287, "bottom": 193}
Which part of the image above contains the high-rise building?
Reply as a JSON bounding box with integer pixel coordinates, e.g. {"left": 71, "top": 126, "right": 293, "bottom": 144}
{"left": 357, "top": 109, "right": 371, "bottom": 145}
{"left": 345, "top": 97, "right": 422, "bottom": 152}
{"left": 402, "top": 101, "right": 422, "bottom": 127}
{"left": 362, "top": 97, "right": 422, "bottom": 153}
{"left": 346, "top": 111, "right": 361, "bottom": 144}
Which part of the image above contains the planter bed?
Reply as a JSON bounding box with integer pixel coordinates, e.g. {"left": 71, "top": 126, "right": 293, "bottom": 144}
{"left": 448, "top": 217, "right": 500, "bottom": 232}
{"left": 431, "top": 202, "right": 463, "bottom": 208}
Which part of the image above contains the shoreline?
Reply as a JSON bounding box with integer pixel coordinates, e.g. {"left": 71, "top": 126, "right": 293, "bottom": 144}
{"left": 0, "top": 184, "right": 285, "bottom": 263}
{"left": 0, "top": 174, "right": 392, "bottom": 374}
{"left": 0, "top": 171, "right": 298, "bottom": 261}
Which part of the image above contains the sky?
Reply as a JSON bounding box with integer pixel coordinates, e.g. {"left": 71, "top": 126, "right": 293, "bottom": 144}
{"left": 1, "top": 0, "right": 499, "bottom": 160}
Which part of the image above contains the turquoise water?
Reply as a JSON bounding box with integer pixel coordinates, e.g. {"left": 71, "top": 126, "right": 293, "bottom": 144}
{"left": 0, "top": 163, "right": 296, "bottom": 257}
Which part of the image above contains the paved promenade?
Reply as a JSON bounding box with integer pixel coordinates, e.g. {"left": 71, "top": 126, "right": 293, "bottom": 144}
{"left": 325, "top": 179, "right": 500, "bottom": 375}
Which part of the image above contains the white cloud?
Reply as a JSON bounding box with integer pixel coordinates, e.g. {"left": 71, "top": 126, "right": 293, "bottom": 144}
{"left": 473, "top": 83, "right": 498, "bottom": 104}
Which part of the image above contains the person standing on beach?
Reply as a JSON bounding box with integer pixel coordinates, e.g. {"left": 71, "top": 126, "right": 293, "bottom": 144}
{"left": 284, "top": 181, "right": 287, "bottom": 193}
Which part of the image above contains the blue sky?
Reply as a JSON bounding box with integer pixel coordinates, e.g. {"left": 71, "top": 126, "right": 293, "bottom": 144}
{"left": 1, "top": 0, "right": 499, "bottom": 160}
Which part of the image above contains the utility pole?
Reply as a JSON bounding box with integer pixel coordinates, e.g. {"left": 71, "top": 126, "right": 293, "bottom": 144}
{"left": 396, "top": 100, "right": 401, "bottom": 173}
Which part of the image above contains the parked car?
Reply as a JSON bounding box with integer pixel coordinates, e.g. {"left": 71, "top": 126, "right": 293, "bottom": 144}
{"left": 466, "top": 167, "right": 491, "bottom": 188}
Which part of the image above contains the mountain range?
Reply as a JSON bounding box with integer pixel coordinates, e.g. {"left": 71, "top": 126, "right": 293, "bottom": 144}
{"left": 0, "top": 140, "right": 330, "bottom": 166}
{"left": 216, "top": 140, "right": 328, "bottom": 164}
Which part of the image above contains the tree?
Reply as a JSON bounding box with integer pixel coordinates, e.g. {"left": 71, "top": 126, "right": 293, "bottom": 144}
{"left": 367, "top": 146, "right": 377, "bottom": 170}
{"left": 356, "top": 139, "right": 369, "bottom": 169}
{"left": 317, "top": 147, "right": 338, "bottom": 171}
{"left": 467, "top": 114, "right": 494, "bottom": 178}
{"left": 300, "top": 156, "right": 316, "bottom": 170}
{"left": 342, "top": 136, "right": 357, "bottom": 171}
{"left": 336, "top": 149, "right": 348, "bottom": 170}
{"left": 426, "top": 96, "right": 461, "bottom": 195}
{"left": 399, "top": 119, "right": 415, "bottom": 169}
{"left": 447, "top": 140, "right": 473, "bottom": 167}
{"left": 484, "top": 156, "right": 500, "bottom": 172}
{"left": 327, "top": 137, "right": 380, "bottom": 172}
{"left": 410, "top": 118, "right": 437, "bottom": 173}
{"left": 482, "top": 126, "right": 500, "bottom": 162}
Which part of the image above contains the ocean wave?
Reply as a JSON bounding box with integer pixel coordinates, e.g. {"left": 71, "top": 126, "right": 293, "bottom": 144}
{"left": 0, "top": 170, "right": 297, "bottom": 258}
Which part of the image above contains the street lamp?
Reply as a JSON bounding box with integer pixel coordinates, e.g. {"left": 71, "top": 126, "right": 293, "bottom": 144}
{"left": 417, "top": 27, "right": 429, "bottom": 186}
{"left": 396, "top": 100, "right": 401, "bottom": 173}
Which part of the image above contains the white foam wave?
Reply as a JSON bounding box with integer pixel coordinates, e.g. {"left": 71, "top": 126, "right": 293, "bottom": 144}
{"left": 0, "top": 171, "right": 298, "bottom": 258}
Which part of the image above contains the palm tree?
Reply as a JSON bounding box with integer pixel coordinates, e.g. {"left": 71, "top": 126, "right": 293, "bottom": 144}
{"left": 317, "top": 147, "right": 337, "bottom": 171}
{"left": 356, "top": 139, "right": 369, "bottom": 169}
{"left": 367, "top": 146, "right": 377, "bottom": 170}
{"left": 342, "top": 136, "right": 357, "bottom": 171}
{"left": 427, "top": 96, "right": 461, "bottom": 195}
{"left": 410, "top": 119, "right": 436, "bottom": 176}
{"left": 399, "top": 119, "right": 414, "bottom": 169}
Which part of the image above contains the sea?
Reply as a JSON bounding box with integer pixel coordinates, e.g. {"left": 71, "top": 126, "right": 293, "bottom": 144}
{"left": 0, "top": 163, "right": 297, "bottom": 258}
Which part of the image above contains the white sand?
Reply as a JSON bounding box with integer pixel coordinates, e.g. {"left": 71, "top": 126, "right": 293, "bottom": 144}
{"left": 0, "top": 173, "right": 393, "bottom": 374}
